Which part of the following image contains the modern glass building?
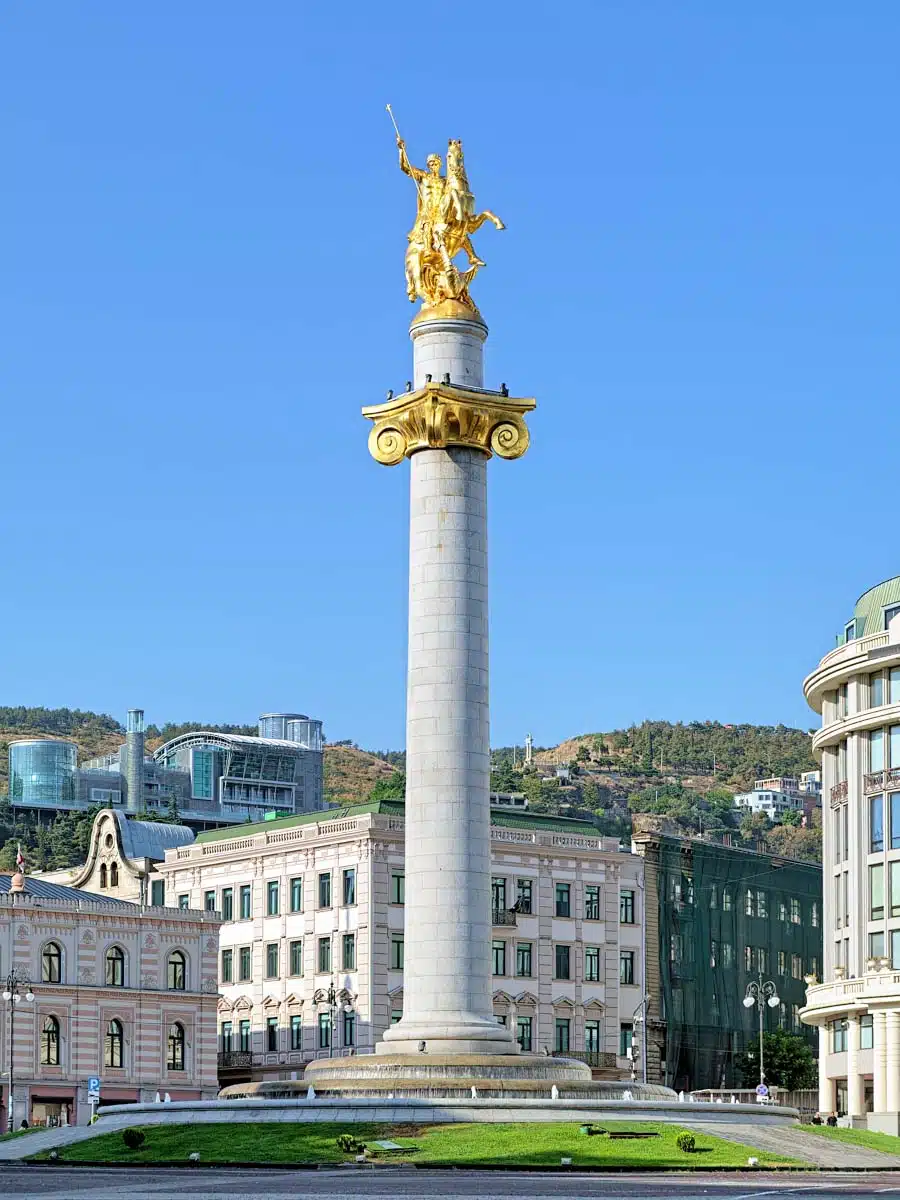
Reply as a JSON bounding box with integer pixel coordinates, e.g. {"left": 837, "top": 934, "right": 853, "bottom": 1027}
{"left": 8, "top": 739, "right": 78, "bottom": 807}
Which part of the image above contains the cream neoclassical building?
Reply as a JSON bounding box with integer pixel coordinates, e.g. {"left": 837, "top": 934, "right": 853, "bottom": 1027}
{"left": 802, "top": 576, "right": 900, "bottom": 1130}
{"left": 153, "top": 800, "right": 645, "bottom": 1087}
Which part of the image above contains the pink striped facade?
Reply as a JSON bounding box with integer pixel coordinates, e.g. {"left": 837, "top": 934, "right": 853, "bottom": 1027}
{"left": 0, "top": 889, "right": 221, "bottom": 1128}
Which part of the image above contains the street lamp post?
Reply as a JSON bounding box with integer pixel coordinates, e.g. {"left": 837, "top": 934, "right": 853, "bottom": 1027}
{"left": 3, "top": 969, "right": 34, "bottom": 1132}
{"left": 742, "top": 970, "right": 779, "bottom": 1088}
{"left": 327, "top": 982, "right": 336, "bottom": 1059}
{"left": 631, "top": 992, "right": 652, "bottom": 1084}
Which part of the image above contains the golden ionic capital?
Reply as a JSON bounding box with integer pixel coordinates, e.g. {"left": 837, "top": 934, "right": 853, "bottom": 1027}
{"left": 362, "top": 382, "right": 535, "bottom": 466}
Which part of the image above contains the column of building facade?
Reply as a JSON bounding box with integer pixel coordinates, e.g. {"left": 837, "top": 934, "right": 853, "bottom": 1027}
{"left": 846, "top": 1013, "right": 863, "bottom": 1117}
{"left": 874, "top": 1009, "right": 888, "bottom": 1111}
{"left": 887, "top": 1010, "right": 900, "bottom": 1112}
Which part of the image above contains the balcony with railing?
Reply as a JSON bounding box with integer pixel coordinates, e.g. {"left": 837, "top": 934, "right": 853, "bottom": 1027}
{"left": 552, "top": 1050, "right": 618, "bottom": 1070}
{"left": 830, "top": 780, "right": 848, "bottom": 805}
{"left": 217, "top": 1051, "right": 254, "bottom": 1069}
{"left": 492, "top": 907, "right": 517, "bottom": 927}
{"left": 864, "top": 768, "right": 900, "bottom": 796}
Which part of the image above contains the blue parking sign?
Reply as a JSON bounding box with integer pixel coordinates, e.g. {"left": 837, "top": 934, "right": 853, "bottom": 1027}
{"left": 87, "top": 1076, "right": 100, "bottom": 1101}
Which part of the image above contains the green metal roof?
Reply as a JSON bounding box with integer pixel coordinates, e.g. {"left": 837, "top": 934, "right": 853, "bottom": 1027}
{"left": 840, "top": 576, "right": 900, "bottom": 643}
{"left": 195, "top": 799, "right": 599, "bottom": 843}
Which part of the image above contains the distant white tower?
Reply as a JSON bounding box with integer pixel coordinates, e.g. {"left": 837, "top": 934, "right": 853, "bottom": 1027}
{"left": 524, "top": 732, "right": 534, "bottom": 767}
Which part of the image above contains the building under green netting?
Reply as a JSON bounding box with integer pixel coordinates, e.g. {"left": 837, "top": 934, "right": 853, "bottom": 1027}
{"left": 632, "top": 825, "right": 822, "bottom": 1092}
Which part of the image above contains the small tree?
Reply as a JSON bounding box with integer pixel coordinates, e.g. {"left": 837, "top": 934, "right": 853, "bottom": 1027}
{"left": 369, "top": 771, "right": 406, "bottom": 802}
{"left": 737, "top": 1030, "right": 817, "bottom": 1091}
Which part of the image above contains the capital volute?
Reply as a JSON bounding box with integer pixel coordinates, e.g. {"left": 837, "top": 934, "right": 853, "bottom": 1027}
{"left": 362, "top": 381, "right": 535, "bottom": 466}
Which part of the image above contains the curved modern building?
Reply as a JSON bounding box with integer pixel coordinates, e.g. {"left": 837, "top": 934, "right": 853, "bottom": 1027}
{"left": 8, "top": 739, "right": 78, "bottom": 806}
{"left": 802, "top": 576, "right": 900, "bottom": 1129}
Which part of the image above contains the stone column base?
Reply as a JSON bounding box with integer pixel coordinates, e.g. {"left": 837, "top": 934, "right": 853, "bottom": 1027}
{"left": 868, "top": 1111, "right": 900, "bottom": 1135}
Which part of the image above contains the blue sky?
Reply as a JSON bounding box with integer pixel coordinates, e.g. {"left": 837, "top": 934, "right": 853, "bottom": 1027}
{"left": 1, "top": 3, "right": 898, "bottom": 749}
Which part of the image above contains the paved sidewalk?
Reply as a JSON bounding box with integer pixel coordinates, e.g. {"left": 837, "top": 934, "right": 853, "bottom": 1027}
{"left": 701, "top": 1121, "right": 900, "bottom": 1168}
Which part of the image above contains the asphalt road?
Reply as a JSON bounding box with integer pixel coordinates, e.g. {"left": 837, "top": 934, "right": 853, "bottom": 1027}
{"left": 8, "top": 1168, "right": 900, "bottom": 1200}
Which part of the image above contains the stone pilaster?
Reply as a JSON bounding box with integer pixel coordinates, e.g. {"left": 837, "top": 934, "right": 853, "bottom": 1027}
{"left": 847, "top": 1014, "right": 863, "bottom": 1117}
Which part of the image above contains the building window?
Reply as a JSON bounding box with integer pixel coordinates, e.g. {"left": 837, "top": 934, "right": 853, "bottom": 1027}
{"left": 221, "top": 948, "right": 233, "bottom": 983}
{"left": 583, "top": 946, "right": 600, "bottom": 982}
{"left": 105, "top": 1019, "right": 123, "bottom": 1069}
{"left": 745, "top": 945, "right": 753, "bottom": 972}
{"left": 343, "top": 1011, "right": 356, "bottom": 1047}
{"left": 167, "top": 1022, "right": 185, "bottom": 1071}
{"left": 620, "top": 890, "right": 635, "bottom": 923}
{"left": 192, "top": 748, "right": 214, "bottom": 799}
{"left": 892, "top": 862, "right": 900, "bottom": 918}
{"left": 266, "top": 881, "right": 279, "bottom": 916}
{"left": 291, "top": 1014, "right": 302, "bottom": 1050}
{"left": 554, "top": 944, "right": 571, "bottom": 980}
{"left": 872, "top": 728, "right": 886, "bottom": 772}
{"left": 722, "top": 942, "right": 734, "bottom": 968}
{"left": 391, "top": 1008, "right": 403, "bottom": 1025}
{"left": 318, "top": 937, "right": 331, "bottom": 974}
{"left": 290, "top": 877, "right": 303, "bottom": 912}
{"left": 105, "top": 946, "right": 125, "bottom": 987}
{"left": 756, "top": 890, "right": 768, "bottom": 918}
{"left": 517, "top": 1015, "right": 532, "bottom": 1052}
{"left": 342, "top": 933, "right": 356, "bottom": 971}
{"left": 892, "top": 667, "right": 900, "bottom": 703}
{"left": 167, "top": 950, "right": 186, "bottom": 990}
{"left": 619, "top": 950, "right": 634, "bottom": 985}
{"left": 110, "top": 863, "right": 119, "bottom": 887}
{"left": 492, "top": 877, "right": 507, "bottom": 911}
{"left": 516, "top": 942, "right": 532, "bottom": 977}
{"left": 204, "top": 890, "right": 216, "bottom": 912}
{"left": 792, "top": 954, "right": 803, "bottom": 980}
{"left": 41, "top": 942, "right": 62, "bottom": 984}
{"left": 391, "top": 937, "right": 405, "bottom": 970}
{"left": 239, "top": 946, "right": 251, "bottom": 981}
{"left": 722, "top": 888, "right": 732, "bottom": 912}
{"left": 555, "top": 882, "right": 571, "bottom": 917}
{"left": 891, "top": 929, "right": 900, "bottom": 970}
{"left": 100, "top": 864, "right": 108, "bottom": 889}
{"left": 343, "top": 868, "right": 356, "bottom": 906}
{"left": 516, "top": 878, "right": 533, "bottom": 914}
{"left": 871, "top": 863, "right": 885, "bottom": 921}
{"left": 790, "top": 897, "right": 801, "bottom": 924}
{"left": 289, "top": 939, "right": 303, "bottom": 976}
{"left": 266, "top": 943, "right": 279, "bottom": 979}
{"left": 862, "top": 1015, "right": 874, "bottom": 1049}
{"left": 892, "top": 793, "right": 900, "bottom": 851}
{"left": 869, "top": 932, "right": 885, "bottom": 959}
{"left": 710, "top": 940, "right": 718, "bottom": 968}
{"left": 239, "top": 1019, "right": 250, "bottom": 1052}
{"left": 40, "top": 1016, "right": 60, "bottom": 1066}
{"left": 584, "top": 884, "right": 600, "bottom": 920}
{"left": 756, "top": 947, "right": 769, "bottom": 974}
{"left": 777, "top": 950, "right": 786, "bottom": 975}
{"left": 492, "top": 940, "right": 507, "bottom": 976}
{"left": 585, "top": 1020, "right": 601, "bottom": 1052}
{"left": 221, "top": 1021, "right": 233, "bottom": 1052}
{"left": 872, "top": 672, "right": 885, "bottom": 707}
{"left": 222, "top": 887, "right": 233, "bottom": 921}
{"left": 318, "top": 872, "right": 332, "bottom": 909}
{"left": 178, "top": 894, "right": 189, "bottom": 910}
{"left": 745, "top": 889, "right": 754, "bottom": 917}
{"left": 391, "top": 873, "right": 405, "bottom": 904}
{"left": 832, "top": 1019, "right": 848, "bottom": 1053}
{"left": 151, "top": 879, "right": 165, "bottom": 907}
{"left": 266, "top": 1016, "right": 278, "bottom": 1052}
{"left": 554, "top": 1017, "right": 571, "bottom": 1052}
{"left": 871, "top": 794, "right": 885, "bottom": 852}
{"left": 238, "top": 885, "right": 251, "bottom": 920}
{"left": 318, "top": 1012, "right": 332, "bottom": 1049}
{"left": 620, "top": 1024, "right": 633, "bottom": 1057}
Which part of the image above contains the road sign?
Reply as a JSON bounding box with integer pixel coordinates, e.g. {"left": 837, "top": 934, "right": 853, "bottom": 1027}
{"left": 756, "top": 1084, "right": 769, "bottom": 1097}
{"left": 87, "top": 1077, "right": 100, "bottom": 1101}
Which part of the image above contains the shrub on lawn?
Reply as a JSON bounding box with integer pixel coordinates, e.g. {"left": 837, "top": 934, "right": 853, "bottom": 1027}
{"left": 336, "top": 1133, "right": 366, "bottom": 1155}
{"left": 122, "top": 1129, "right": 146, "bottom": 1150}
{"left": 676, "top": 1131, "right": 696, "bottom": 1153}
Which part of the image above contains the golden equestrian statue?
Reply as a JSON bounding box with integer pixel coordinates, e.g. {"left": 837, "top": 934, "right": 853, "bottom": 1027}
{"left": 387, "top": 105, "right": 505, "bottom": 313}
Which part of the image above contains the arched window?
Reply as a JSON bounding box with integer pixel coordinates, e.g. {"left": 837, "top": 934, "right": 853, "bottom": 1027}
{"left": 41, "top": 942, "right": 62, "bottom": 984}
{"left": 40, "top": 1016, "right": 60, "bottom": 1065}
{"left": 167, "top": 1022, "right": 185, "bottom": 1071}
{"left": 99, "top": 864, "right": 108, "bottom": 889}
{"left": 110, "top": 862, "right": 119, "bottom": 887}
{"left": 167, "top": 950, "right": 186, "bottom": 991}
{"left": 104, "top": 1019, "right": 123, "bottom": 1068}
{"left": 105, "top": 946, "right": 125, "bottom": 987}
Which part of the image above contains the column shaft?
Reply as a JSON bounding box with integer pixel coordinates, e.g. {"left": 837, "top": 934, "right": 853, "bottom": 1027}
{"left": 875, "top": 1010, "right": 888, "bottom": 1112}
{"left": 847, "top": 1015, "right": 863, "bottom": 1117}
{"left": 887, "top": 1010, "right": 900, "bottom": 1112}
{"left": 818, "top": 1024, "right": 832, "bottom": 1114}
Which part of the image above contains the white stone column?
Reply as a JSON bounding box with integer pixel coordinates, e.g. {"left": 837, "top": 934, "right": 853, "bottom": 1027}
{"left": 874, "top": 1010, "right": 888, "bottom": 1112}
{"left": 379, "top": 313, "right": 516, "bottom": 1056}
{"left": 887, "top": 1010, "right": 900, "bottom": 1112}
{"left": 846, "top": 1014, "right": 863, "bottom": 1117}
{"left": 818, "top": 1024, "right": 832, "bottom": 1114}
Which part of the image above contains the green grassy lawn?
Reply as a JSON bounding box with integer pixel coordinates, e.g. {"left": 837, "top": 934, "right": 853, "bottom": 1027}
{"left": 0, "top": 1126, "right": 40, "bottom": 1143}
{"left": 800, "top": 1124, "right": 900, "bottom": 1156}
{"left": 31, "top": 1121, "right": 800, "bottom": 1168}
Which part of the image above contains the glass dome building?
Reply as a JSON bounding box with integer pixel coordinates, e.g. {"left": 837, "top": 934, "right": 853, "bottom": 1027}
{"left": 8, "top": 739, "right": 78, "bottom": 806}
